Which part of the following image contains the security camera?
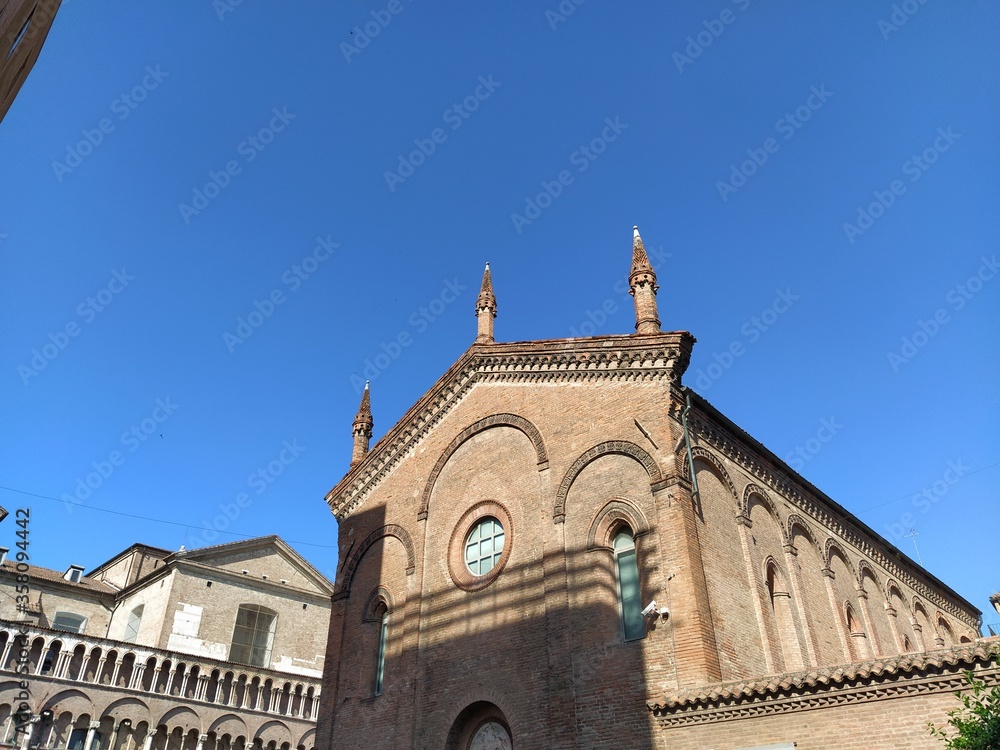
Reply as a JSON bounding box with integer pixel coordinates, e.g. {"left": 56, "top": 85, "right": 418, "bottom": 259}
{"left": 642, "top": 600, "right": 670, "bottom": 621}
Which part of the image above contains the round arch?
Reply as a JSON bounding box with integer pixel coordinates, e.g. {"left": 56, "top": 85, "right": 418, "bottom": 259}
{"left": 586, "top": 497, "right": 651, "bottom": 550}
{"left": 444, "top": 701, "right": 512, "bottom": 750}
{"left": 419, "top": 413, "right": 548, "bottom": 520}
{"left": 554, "top": 440, "right": 663, "bottom": 522}
{"left": 338, "top": 524, "right": 416, "bottom": 595}
{"left": 683, "top": 447, "right": 738, "bottom": 504}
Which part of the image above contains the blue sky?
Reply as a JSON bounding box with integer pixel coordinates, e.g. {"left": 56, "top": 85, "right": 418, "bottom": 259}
{"left": 1, "top": 2, "right": 998, "bottom": 622}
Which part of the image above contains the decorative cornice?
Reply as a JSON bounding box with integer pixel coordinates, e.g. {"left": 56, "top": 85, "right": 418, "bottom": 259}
{"left": 326, "top": 333, "right": 694, "bottom": 520}
{"left": 649, "top": 641, "right": 1000, "bottom": 726}
{"left": 683, "top": 398, "right": 979, "bottom": 627}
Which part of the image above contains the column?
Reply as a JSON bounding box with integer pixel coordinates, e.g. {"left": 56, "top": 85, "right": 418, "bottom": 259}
{"left": 93, "top": 657, "right": 108, "bottom": 684}
{"left": 18, "top": 721, "right": 35, "bottom": 750}
{"left": 33, "top": 642, "right": 50, "bottom": 675}
{"left": 142, "top": 731, "right": 156, "bottom": 750}
{"left": 83, "top": 722, "right": 99, "bottom": 750}
{"left": 195, "top": 734, "right": 208, "bottom": 750}
{"left": 129, "top": 665, "right": 146, "bottom": 691}
{"left": 150, "top": 662, "right": 163, "bottom": 693}
{"left": 53, "top": 652, "right": 71, "bottom": 679}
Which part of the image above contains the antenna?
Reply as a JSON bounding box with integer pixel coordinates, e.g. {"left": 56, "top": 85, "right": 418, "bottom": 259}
{"left": 903, "top": 528, "right": 923, "bottom": 565}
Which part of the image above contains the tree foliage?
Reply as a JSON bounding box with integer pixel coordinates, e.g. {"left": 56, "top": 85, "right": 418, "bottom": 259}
{"left": 929, "top": 670, "right": 1000, "bottom": 749}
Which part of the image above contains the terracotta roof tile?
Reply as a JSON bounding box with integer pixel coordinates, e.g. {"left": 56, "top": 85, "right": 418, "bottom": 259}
{"left": 648, "top": 641, "right": 1000, "bottom": 712}
{"left": 0, "top": 561, "right": 116, "bottom": 595}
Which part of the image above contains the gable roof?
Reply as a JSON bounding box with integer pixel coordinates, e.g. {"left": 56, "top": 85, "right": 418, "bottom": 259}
{"left": 164, "top": 535, "right": 335, "bottom": 595}
{"left": 325, "top": 331, "right": 695, "bottom": 519}
{"left": 0, "top": 560, "right": 116, "bottom": 596}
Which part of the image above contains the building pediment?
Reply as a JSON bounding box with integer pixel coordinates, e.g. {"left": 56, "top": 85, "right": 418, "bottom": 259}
{"left": 325, "top": 332, "right": 695, "bottom": 520}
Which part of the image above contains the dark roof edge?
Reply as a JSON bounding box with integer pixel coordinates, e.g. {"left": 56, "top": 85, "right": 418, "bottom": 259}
{"left": 686, "top": 387, "right": 980, "bottom": 619}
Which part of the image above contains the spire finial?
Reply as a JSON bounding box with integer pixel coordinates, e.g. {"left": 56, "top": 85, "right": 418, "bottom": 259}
{"left": 631, "top": 225, "right": 653, "bottom": 275}
{"left": 351, "top": 383, "right": 374, "bottom": 466}
{"left": 628, "top": 225, "right": 661, "bottom": 335}
{"left": 475, "top": 262, "right": 497, "bottom": 344}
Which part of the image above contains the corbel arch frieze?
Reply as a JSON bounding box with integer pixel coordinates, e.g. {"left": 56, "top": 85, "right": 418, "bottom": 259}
{"left": 338, "top": 524, "right": 416, "bottom": 595}
{"left": 418, "top": 413, "right": 548, "bottom": 520}
{"left": 553, "top": 440, "right": 663, "bottom": 522}
{"left": 586, "top": 497, "right": 652, "bottom": 550}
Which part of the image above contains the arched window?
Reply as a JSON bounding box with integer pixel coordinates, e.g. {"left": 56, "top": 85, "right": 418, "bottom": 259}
{"left": 124, "top": 605, "right": 144, "bottom": 644}
{"left": 613, "top": 529, "right": 644, "bottom": 641}
{"left": 230, "top": 605, "right": 277, "bottom": 667}
{"left": 845, "top": 603, "right": 870, "bottom": 659}
{"left": 373, "top": 602, "right": 388, "bottom": 697}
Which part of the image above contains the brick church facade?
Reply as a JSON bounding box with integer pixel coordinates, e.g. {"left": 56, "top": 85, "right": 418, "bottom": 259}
{"left": 315, "top": 228, "right": 994, "bottom": 749}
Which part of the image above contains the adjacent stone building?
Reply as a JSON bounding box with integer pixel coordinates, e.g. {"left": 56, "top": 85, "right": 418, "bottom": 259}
{"left": 315, "top": 227, "right": 993, "bottom": 749}
{"left": 0, "top": 536, "right": 332, "bottom": 750}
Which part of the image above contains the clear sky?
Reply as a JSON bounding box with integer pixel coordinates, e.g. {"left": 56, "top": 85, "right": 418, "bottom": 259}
{"left": 1, "top": 3, "right": 998, "bottom": 623}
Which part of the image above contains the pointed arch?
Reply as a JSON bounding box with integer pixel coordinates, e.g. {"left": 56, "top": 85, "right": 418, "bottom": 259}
{"left": 338, "top": 524, "right": 415, "bottom": 595}
{"left": 419, "top": 413, "right": 548, "bottom": 520}
{"left": 554, "top": 440, "right": 663, "bottom": 522}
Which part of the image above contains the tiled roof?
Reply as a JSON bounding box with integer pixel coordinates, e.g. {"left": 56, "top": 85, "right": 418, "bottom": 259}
{"left": 0, "top": 561, "right": 116, "bottom": 595}
{"left": 648, "top": 641, "right": 1000, "bottom": 712}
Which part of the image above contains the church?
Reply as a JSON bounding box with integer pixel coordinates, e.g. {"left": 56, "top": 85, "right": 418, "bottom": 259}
{"left": 315, "top": 228, "right": 993, "bottom": 750}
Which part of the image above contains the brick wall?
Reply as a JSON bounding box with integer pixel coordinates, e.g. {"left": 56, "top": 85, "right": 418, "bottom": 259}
{"left": 318, "top": 335, "right": 981, "bottom": 749}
